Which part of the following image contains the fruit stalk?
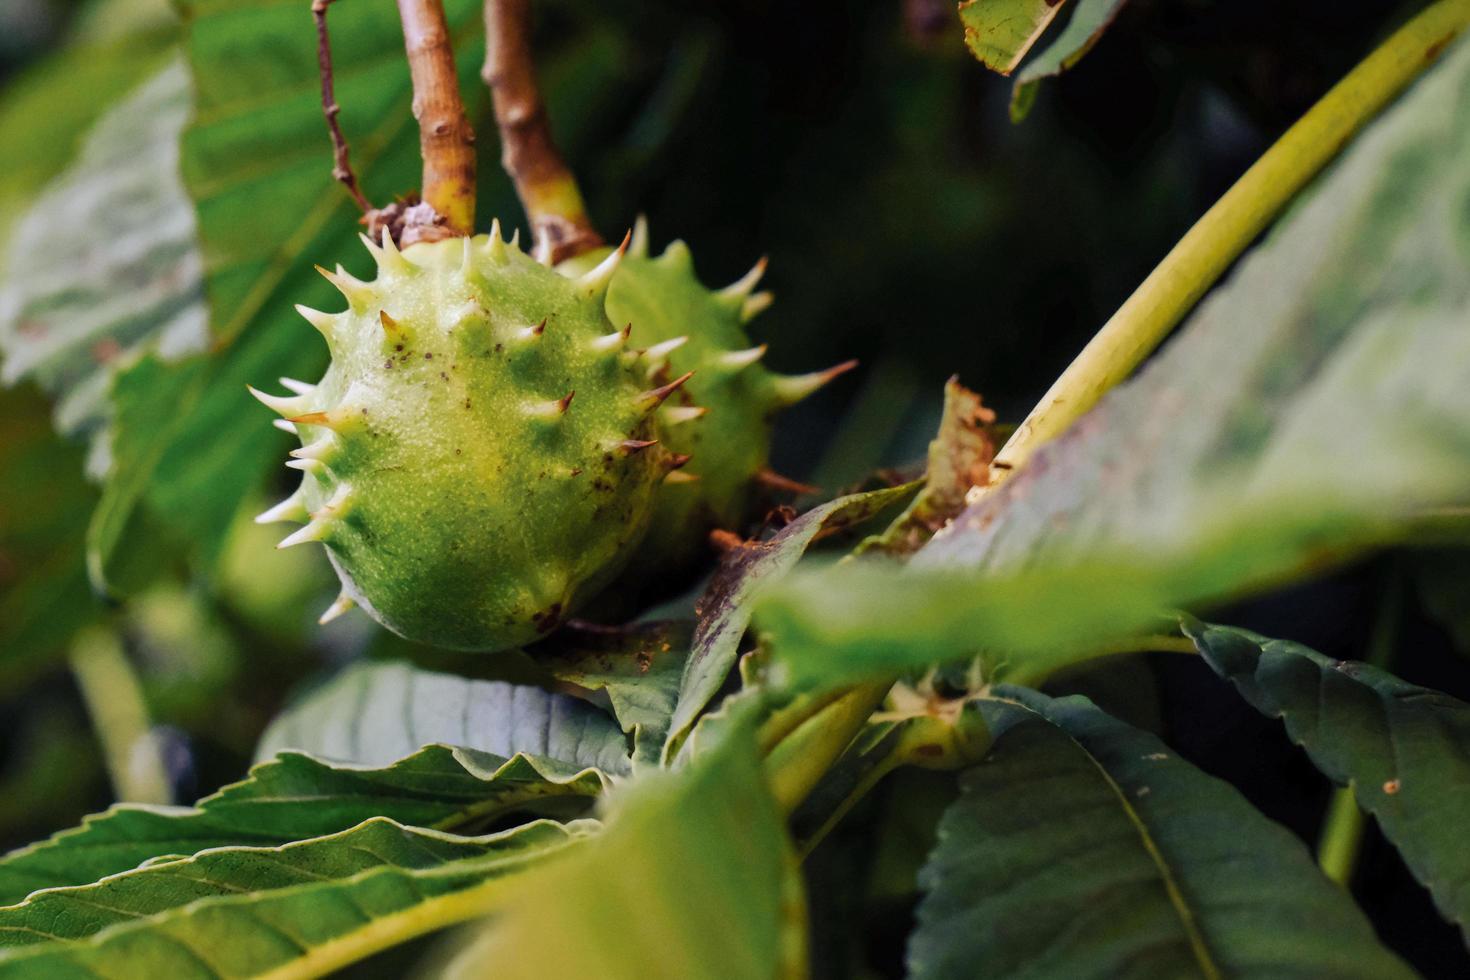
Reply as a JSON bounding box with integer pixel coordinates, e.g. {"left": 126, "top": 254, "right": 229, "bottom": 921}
{"left": 482, "top": 0, "right": 603, "bottom": 264}
{"left": 398, "top": 0, "right": 477, "bottom": 238}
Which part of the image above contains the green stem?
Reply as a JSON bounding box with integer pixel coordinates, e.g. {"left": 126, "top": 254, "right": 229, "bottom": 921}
{"left": 795, "top": 748, "right": 904, "bottom": 860}
{"left": 1316, "top": 789, "right": 1368, "bottom": 888}
{"left": 69, "top": 626, "right": 171, "bottom": 806}
{"left": 766, "top": 680, "right": 892, "bottom": 814}
{"left": 759, "top": 3, "right": 1470, "bottom": 815}
{"left": 757, "top": 687, "right": 850, "bottom": 756}
{"left": 794, "top": 711, "right": 992, "bottom": 858}
{"left": 1318, "top": 564, "right": 1403, "bottom": 885}
{"left": 987, "top": 0, "right": 1470, "bottom": 482}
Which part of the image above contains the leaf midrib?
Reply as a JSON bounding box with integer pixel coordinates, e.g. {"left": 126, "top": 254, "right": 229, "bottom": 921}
{"left": 0, "top": 822, "right": 584, "bottom": 977}
{"left": 1005, "top": 697, "right": 1223, "bottom": 980}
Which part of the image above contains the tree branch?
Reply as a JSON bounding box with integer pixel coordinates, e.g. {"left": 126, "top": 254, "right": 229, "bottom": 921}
{"left": 312, "top": 0, "right": 372, "bottom": 214}
{"left": 482, "top": 0, "right": 602, "bottom": 264}
{"left": 397, "top": 0, "right": 477, "bottom": 241}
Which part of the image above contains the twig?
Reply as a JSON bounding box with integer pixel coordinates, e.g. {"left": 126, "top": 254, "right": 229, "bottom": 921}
{"left": 70, "top": 627, "right": 172, "bottom": 806}
{"left": 482, "top": 0, "right": 603, "bottom": 264}
{"left": 397, "top": 0, "right": 477, "bottom": 240}
{"left": 313, "top": 0, "right": 373, "bottom": 214}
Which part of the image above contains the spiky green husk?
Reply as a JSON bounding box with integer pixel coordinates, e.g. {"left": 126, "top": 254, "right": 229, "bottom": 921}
{"left": 561, "top": 220, "right": 853, "bottom": 572}
{"left": 255, "top": 228, "right": 690, "bottom": 651}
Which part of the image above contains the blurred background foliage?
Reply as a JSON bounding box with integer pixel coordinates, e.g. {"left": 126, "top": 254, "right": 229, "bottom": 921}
{"left": 1, "top": 0, "right": 1467, "bottom": 974}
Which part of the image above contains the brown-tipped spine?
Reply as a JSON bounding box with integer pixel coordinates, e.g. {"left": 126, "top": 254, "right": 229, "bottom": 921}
{"left": 618, "top": 439, "right": 658, "bottom": 455}
{"left": 770, "top": 359, "right": 859, "bottom": 406}
{"left": 637, "top": 370, "right": 695, "bottom": 412}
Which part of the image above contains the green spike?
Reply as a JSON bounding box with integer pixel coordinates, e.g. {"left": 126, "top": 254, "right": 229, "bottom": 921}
{"left": 574, "top": 230, "right": 630, "bottom": 299}
{"left": 316, "top": 263, "right": 373, "bottom": 311}
{"left": 717, "top": 256, "right": 767, "bottom": 305}
{"left": 255, "top": 491, "right": 308, "bottom": 525}
{"left": 740, "top": 291, "right": 774, "bottom": 323}
{"left": 589, "top": 323, "right": 632, "bottom": 353}
{"left": 769, "top": 360, "right": 859, "bottom": 407}
{"left": 247, "top": 385, "right": 310, "bottom": 418}
{"left": 629, "top": 214, "right": 650, "bottom": 257}
{"left": 713, "top": 344, "right": 767, "bottom": 373}
{"left": 318, "top": 591, "right": 356, "bottom": 625}
{"left": 278, "top": 516, "right": 332, "bottom": 549}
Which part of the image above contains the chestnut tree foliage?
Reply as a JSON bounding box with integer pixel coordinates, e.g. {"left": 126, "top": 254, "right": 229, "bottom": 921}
{"left": 1, "top": 0, "right": 1469, "bottom": 976}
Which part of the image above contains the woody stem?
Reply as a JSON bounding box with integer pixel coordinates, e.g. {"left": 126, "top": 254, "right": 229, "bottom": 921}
{"left": 397, "top": 0, "right": 477, "bottom": 238}
{"left": 482, "top": 0, "right": 603, "bottom": 264}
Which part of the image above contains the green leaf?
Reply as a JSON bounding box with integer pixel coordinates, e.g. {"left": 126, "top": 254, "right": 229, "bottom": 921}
{"left": 957, "top": 0, "right": 1070, "bottom": 75}
{"left": 1183, "top": 619, "right": 1470, "bottom": 942}
{"left": 909, "top": 688, "right": 1412, "bottom": 979}
{"left": 0, "top": 58, "right": 205, "bottom": 465}
{"left": 0, "top": 745, "right": 602, "bottom": 906}
{"left": 446, "top": 720, "right": 806, "bottom": 979}
{"left": 664, "top": 482, "right": 918, "bottom": 759}
{"left": 1009, "top": 0, "right": 1129, "bottom": 121}
{"left": 0, "top": 817, "right": 589, "bottom": 979}
{"left": 540, "top": 621, "right": 692, "bottom": 769}
{"left": 760, "top": 35, "right": 1470, "bottom": 690}
{"left": 763, "top": 516, "right": 1366, "bottom": 690}
{"left": 258, "top": 660, "right": 633, "bottom": 777}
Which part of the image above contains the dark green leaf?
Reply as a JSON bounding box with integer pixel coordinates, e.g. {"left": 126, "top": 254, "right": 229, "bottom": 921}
{"left": 0, "top": 817, "right": 588, "bottom": 978}
{"left": 1184, "top": 619, "right": 1470, "bottom": 942}
{"left": 665, "top": 482, "right": 917, "bottom": 758}
{"left": 910, "top": 688, "right": 1412, "bottom": 979}
{"left": 761, "top": 36, "right": 1470, "bottom": 690}
{"left": 0, "top": 745, "right": 602, "bottom": 905}
{"left": 258, "top": 660, "right": 633, "bottom": 777}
